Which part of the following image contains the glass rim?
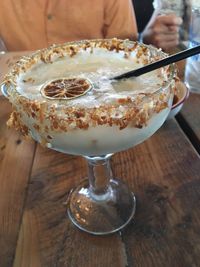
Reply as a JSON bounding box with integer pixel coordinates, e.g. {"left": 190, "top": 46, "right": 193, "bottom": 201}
{"left": 1, "top": 38, "right": 176, "bottom": 101}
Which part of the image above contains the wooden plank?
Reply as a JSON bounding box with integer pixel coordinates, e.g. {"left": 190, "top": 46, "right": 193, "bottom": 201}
{"left": 177, "top": 93, "right": 200, "bottom": 153}
{"left": 14, "top": 146, "right": 128, "bottom": 267}
{"left": 13, "top": 114, "right": 200, "bottom": 266}
{"left": 0, "top": 97, "right": 36, "bottom": 267}
{"left": 113, "top": 120, "right": 200, "bottom": 267}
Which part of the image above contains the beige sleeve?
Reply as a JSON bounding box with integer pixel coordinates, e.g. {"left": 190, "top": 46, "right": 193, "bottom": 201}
{"left": 103, "top": 0, "right": 138, "bottom": 40}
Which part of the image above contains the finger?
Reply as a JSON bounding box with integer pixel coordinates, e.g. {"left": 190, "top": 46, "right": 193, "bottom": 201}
{"left": 152, "top": 24, "right": 179, "bottom": 35}
{"left": 156, "top": 14, "right": 183, "bottom": 26}
{"left": 157, "top": 33, "right": 179, "bottom": 42}
{"left": 152, "top": 33, "right": 179, "bottom": 49}
{"left": 160, "top": 40, "right": 180, "bottom": 51}
{"left": 168, "top": 25, "right": 180, "bottom": 32}
{"left": 160, "top": 31, "right": 179, "bottom": 38}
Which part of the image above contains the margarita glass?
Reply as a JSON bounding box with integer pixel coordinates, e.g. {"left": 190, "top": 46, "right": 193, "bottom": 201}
{"left": 1, "top": 39, "right": 175, "bottom": 235}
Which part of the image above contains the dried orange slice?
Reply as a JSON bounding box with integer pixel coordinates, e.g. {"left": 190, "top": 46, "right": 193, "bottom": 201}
{"left": 40, "top": 78, "right": 92, "bottom": 100}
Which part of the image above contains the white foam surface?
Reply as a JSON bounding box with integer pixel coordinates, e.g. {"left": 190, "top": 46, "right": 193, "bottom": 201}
{"left": 17, "top": 48, "right": 164, "bottom": 108}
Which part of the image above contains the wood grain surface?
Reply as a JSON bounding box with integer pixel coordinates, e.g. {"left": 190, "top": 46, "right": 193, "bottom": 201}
{"left": 0, "top": 97, "right": 36, "bottom": 267}
{"left": 1, "top": 91, "right": 200, "bottom": 266}
{"left": 13, "top": 146, "right": 127, "bottom": 267}
{"left": 115, "top": 120, "right": 200, "bottom": 267}
{"left": 11, "top": 118, "right": 200, "bottom": 267}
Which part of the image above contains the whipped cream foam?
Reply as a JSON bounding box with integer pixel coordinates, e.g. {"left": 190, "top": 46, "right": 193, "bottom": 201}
{"left": 16, "top": 47, "right": 165, "bottom": 108}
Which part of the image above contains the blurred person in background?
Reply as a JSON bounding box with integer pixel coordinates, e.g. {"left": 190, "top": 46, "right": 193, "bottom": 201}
{"left": 0, "top": 0, "right": 183, "bottom": 52}
{"left": 0, "top": 0, "right": 137, "bottom": 51}
{"left": 133, "top": 0, "right": 191, "bottom": 52}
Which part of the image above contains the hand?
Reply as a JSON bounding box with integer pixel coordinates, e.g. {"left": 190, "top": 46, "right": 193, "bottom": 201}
{"left": 141, "top": 13, "right": 183, "bottom": 52}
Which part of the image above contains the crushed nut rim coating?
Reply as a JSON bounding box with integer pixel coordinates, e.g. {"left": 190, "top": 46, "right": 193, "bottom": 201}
{"left": 2, "top": 39, "right": 177, "bottom": 148}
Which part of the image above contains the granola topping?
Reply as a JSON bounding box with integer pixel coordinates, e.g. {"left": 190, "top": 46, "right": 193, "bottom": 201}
{"left": 3, "top": 39, "right": 176, "bottom": 154}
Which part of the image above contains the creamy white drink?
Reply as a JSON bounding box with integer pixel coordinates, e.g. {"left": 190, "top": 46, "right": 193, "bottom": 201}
{"left": 4, "top": 39, "right": 175, "bottom": 156}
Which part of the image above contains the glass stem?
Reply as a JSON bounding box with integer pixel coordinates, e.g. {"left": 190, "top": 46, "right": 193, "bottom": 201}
{"left": 85, "top": 154, "right": 113, "bottom": 201}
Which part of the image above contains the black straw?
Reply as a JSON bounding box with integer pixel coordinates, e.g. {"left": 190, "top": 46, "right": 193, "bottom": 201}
{"left": 113, "top": 45, "right": 200, "bottom": 80}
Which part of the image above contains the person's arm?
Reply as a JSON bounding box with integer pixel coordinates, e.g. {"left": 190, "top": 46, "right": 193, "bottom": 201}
{"left": 103, "top": 0, "right": 138, "bottom": 41}
{"left": 142, "top": 12, "right": 183, "bottom": 51}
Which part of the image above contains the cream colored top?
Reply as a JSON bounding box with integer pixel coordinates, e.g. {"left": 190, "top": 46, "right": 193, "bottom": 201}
{"left": 0, "top": 0, "right": 137, "bottom": 51}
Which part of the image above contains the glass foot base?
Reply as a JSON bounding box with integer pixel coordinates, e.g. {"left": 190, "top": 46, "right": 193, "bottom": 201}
{"left": 67, "top": 179, "right": 136, "bottom": 235}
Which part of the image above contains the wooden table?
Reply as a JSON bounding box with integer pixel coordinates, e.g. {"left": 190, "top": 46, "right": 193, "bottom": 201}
{"left": 1, "top": 63, "right": 200, "bottom": 267}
